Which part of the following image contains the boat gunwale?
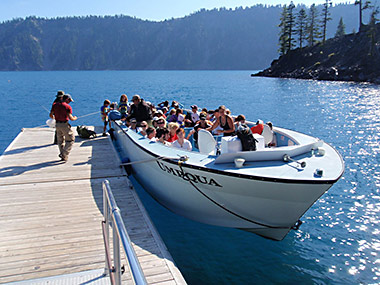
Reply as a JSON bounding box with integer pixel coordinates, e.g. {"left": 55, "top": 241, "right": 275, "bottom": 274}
{"left": 114, "top": 121, "right": 344, "bottom": 185}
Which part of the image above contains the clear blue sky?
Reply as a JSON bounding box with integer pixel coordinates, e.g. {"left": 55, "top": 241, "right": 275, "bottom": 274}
{"left": 0, "top": 0, "right": 353, "bottom": 22}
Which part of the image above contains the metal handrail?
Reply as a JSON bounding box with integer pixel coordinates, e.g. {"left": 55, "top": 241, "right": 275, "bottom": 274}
{"left": 102, "top": 180, "right": 147, "bottom": 285}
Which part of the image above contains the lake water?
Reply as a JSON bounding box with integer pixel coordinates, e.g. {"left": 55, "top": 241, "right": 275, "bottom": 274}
{"left": 0, "top": 71, "right": 379, "bottom": 284}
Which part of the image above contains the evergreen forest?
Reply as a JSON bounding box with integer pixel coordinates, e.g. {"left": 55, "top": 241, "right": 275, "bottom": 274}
{"left": 0, "top": 3, "right": 374, "bottom": 71}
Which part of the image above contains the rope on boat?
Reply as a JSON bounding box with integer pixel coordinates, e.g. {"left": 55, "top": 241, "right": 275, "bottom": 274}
{"left": 32, "top": 111, "right": 101, "bottom": 129}
{"left": 76, "top": 110, "right": 101, "bottom": 119}
{"left": 32, "top": 98, "right": 51, "bottom": 114}
{"left": 176, "top": 161, "right": 293, "bottom": 231}
{"left": 120, "top": 155, "right": 187, "bottom": 166}
{"left": 120, "top": 156, "right": 169, "bottom": 166}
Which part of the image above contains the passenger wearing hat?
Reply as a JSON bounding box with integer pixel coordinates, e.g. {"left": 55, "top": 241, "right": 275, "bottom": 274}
{"left": 190, "top": 105, "right": 200, "bottom": 126}
{"left": 156, "top": 118, "right": 167, "bottom": 129}
{"left": 55, "top": 90, "right": 64, "bottom": 102}
{"left": 128, "top": 94, "right": 153, "bottom": 127}
{"left": 128, "top": 118, "right": 141, "bottom": 133}
{"left": 186, "top": 113, "right": 212, "bottom": 148}
{"left": 138, "top": 121, "right": 148, "bottom": 136}
{"left": 52, "top": 90, "right": 65, "bottom": 144}
{"left": 152, "top": 117, "right": 159, "bottom": 129}
{"left": 155, "top": 109, "right": 166, "bottom": 119}
{"left": 184, "top": 105, "right": 198, "bottom": 127}
{"left": 50, "top": 93, "right": 77, "bottom": 162}
{"left": 63, "top": 94, "right": 74, "bottom": 102}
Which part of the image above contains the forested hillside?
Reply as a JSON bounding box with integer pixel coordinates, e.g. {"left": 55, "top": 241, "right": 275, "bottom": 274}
{"left": 0, "top": 4, "right": 369, "bottom": 70}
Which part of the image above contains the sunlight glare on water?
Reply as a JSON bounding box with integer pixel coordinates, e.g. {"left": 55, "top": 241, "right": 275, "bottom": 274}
{"left": 298, "top": 81, "right": 380, "bottom": 284}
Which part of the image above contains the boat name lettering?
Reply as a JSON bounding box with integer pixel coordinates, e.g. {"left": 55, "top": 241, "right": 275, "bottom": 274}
{"left": 156, "top": 161, "right": 222, "bottom": 187}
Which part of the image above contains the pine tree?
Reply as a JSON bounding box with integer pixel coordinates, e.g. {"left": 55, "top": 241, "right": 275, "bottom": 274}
{"left": 307, "top": 4, "right": 321, "bottom": 46}
{"left": 285, "top": 2, "right": 296, "bottom": 51}
{"left": 278, "top": 5, "right": 289, "bottom": 55}
{"left": 335, "top": 17, "right": 346, "bottom": 38}
{"left": 321, "top": 0, "right": 332, "bottom": 43}
{"left": 355, "top": 0, "right": 373, "bottom": 32}
{"left": 368, "top": 7, "right": 379, "bottom": 56}
{"left": 296, "top": 8, "right": 308, "bottom": 48}
{"left": 278, "top": 3, "right": 297, "bottom": 55}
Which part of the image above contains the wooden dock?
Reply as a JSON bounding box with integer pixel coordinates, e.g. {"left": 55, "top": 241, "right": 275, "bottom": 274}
{"left": 0, "top": 127, "right": 186, "bottom": 284}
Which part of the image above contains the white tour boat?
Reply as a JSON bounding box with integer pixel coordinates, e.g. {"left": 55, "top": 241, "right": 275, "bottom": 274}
{"left": 112, "top": 119, "right": 344, "bottom": 241}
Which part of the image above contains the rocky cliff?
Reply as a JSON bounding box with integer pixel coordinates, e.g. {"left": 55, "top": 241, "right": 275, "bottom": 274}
{"left": 253, "top": 24, "right": 380, "bottom": 84}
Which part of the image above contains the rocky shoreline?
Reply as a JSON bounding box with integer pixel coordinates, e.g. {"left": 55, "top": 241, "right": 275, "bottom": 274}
{"left": 252, "top": 24, "right": 380, "bottom": 84}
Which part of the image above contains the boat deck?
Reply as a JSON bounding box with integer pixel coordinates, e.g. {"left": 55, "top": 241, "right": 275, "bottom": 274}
{"left": 0, "top": 127, "right": 186, "bottom": 284}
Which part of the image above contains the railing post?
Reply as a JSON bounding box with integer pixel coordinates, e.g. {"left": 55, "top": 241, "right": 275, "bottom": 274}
{"left": 113, "top": 216, "right": 122, "bottom": 284}
{"left": 102, "top": 179, "right": 147, "bottom": 285}
{"left": 103, "top": 180, "right": 110, "bottom": 276}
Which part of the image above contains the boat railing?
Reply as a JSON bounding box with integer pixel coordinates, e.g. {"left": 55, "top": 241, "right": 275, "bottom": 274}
{"left": 102, "top": 180, "right": 147, "bottom": 285}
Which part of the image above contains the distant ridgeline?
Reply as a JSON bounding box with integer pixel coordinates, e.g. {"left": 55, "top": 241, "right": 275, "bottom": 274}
{"left": 253, "top": 23, "right": 380, "bottom": 84}
{"left": 0, "top": 4, "right": 370, "bottom": 71}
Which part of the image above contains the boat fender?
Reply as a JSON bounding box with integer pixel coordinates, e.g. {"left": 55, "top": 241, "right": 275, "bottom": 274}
{"left": 121, "top": 157, "right": 132, "bottom": 175}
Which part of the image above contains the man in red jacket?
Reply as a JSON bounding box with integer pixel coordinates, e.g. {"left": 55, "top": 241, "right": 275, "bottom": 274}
{"left": 50, "top": 94, "right": 77, "bottom": 162}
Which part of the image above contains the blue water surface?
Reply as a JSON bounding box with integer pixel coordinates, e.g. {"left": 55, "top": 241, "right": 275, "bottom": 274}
{"left": 0, "top": 71, "right": 379, "bottom": 284}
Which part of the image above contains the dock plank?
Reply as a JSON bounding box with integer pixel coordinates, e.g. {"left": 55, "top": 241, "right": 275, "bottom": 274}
{"left": 0, "top": 127, "right": 186, "bottom": 284}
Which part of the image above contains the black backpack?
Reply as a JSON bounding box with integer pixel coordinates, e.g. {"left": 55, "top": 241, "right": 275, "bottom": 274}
{"left": 236, "top": 124, "right": 258, "bottom": 151}
{"left": 76, "top": 126, "right": 97, "bottom": 139}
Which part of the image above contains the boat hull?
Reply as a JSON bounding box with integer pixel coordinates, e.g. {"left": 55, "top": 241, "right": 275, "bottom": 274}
{"left": 114, "top": 123, "right": 335, "bottom": 241}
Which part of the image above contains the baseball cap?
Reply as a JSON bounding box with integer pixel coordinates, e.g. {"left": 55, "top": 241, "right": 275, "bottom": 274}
{"left": 63, "top": 94, "right": 74, "bottom": 102}
{"left": 132, "top": 95, "right": 140, "bottom": 101}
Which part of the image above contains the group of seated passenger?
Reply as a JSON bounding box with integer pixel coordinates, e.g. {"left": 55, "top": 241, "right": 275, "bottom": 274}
{"left": 107, "top": 96, "right": 275, "bottom": 151}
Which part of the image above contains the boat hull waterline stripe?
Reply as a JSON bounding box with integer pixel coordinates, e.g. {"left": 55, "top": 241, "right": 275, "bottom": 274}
{"left": 175, "top": 161, "right": 292, "bottom": 230}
